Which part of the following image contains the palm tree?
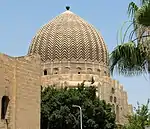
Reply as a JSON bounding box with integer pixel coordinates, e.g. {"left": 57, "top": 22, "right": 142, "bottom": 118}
{"left": 110, "top": 0, "right": 150, "bottom": 76}
{"left": 136, "top": 0, "right": 150, "bottom": 27}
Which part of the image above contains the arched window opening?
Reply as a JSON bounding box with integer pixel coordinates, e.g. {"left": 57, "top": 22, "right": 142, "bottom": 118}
{"left": 110, "top": 96, "right": 113, "bottom": 102}
{"left": 111, "top": 88, "right": 115, "bottom": 94}
{"left": 1, "top": 96, "right": 9, "bottom": 119}
{"left": 77, "top": 67, "right": 81, "bottom": 74}
{"left": 65, "top": 67, "right": 70, "bottom": 74}
{"left": 97, "top": 69, "right": 101, "bottom": 76}
{"left": 120, "top": 107, "right": 122, "bottom": 110}
{"left": 53, "top": 68, "right": 59, "bottom": 74}
{"left": 97, "top": 69, "right": 100, "bottom": 72}
{"left": 44, "top": 69, "right": 47, "bottom": 75}
{"left": 104, "top": 70, "right": 107, "bottom": 75}
{"left": 87, "top": 68, "right": 92, "bottom": 74}
{"left": 114, "top": 97, "right": 117, "bottom": 103}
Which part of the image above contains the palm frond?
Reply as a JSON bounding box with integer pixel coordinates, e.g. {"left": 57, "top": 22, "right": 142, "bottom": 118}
{"left": 128, "top": 2, "right": 139, "bottom": 19}
{"left": 110, "top": 0, "right": 150, "bottom": 76}
{"left": 122, "top": 22, "right": 134, "bottom": 43}
{"left": 136, "top": 2, "right": 150, "bottom": 27}
{"left": 127, "top": 2, "right": 147, "bottom": 42}
{"left": 140, "top": 0, "right": 150, "bottom": 5}
{"left": 110, "top": 42, "right": 147, "bottom": 76}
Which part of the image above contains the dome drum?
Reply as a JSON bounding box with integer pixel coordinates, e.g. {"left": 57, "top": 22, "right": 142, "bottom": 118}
{"left": 41, "top": 61, "right": 109, "bottom": 76}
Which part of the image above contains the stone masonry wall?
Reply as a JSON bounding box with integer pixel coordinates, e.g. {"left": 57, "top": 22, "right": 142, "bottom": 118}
{"left": 41, "top": 61, "right": 132, "bottom": 126}
{"left": 15, "top": 55, "right": 41, "bottom": 129}
{"left": 0, "top": 53, "right": 41, "bottom": 129}
{"left": 0, "top": 54, "right": 15, "bottom": 129}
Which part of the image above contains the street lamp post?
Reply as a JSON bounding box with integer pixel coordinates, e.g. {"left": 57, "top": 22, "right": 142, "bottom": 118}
{"left": 72, "top": 105, "right": 83, "bottom": 129}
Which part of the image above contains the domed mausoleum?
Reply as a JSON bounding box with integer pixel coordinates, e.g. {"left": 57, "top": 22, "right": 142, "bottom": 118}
{"left": 28, "top": 7, "right": 110, "bottom": 85}
{"left": 0, "top": 7, "right": 132, "bottom": 129}
{"left": 28, "top": 7, "right": 132, "bottom": 124}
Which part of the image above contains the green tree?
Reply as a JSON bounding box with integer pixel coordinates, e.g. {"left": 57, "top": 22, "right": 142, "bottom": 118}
{"left": 41, "top": 84, "right": 117, "bottom": 129}
{"left": 110, "top": 0, "right": 150, "bottom": 76}
{"left": 124, "top": 99, "right": 150, "bottom": 129}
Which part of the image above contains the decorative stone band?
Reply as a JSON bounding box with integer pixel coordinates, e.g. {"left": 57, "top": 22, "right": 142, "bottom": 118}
{"left": 41, "top": 61, "right": 109, "bottom": 76}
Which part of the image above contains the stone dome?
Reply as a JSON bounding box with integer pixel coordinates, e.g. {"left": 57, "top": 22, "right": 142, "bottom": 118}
{"left": 28, "top": 8, "right": 108, "bottom": 65}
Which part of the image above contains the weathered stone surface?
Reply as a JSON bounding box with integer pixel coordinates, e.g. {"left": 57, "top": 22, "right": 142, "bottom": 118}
{"left": 0, "top": 54, "right": 41, "bottom": 129}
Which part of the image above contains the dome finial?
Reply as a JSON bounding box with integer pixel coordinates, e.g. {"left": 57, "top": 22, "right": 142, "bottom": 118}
{"left": 66, "top": 6, "right": 70, "bottom": 10}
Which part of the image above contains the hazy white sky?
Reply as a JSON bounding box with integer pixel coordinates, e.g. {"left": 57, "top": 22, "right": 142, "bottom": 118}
{"left": 0, "top": 0, "right": 150, "bottom": 107}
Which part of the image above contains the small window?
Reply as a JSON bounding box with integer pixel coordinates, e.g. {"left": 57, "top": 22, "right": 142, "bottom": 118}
{"left": 77, "top": 67, "right": 81, "bottom": 74}
{"left": 104, "top": 71, "right": 107, "bottom": 75}
{"left": 97, "top": 69, "right": 100, "bottom": 72}
{"left": 97, "top": 69, "right": 101, "bottom": 76}
{"left": 53, "top": 68, "right": 59, "bottom": 74}
{"left": 65, "top": 67, "right": 70, "bottom": 74}
{"left": 114, "top": 97, "right": 117, "bottom": 103}
{"left": 110, "top": 96, "right": 113, "bottom": 102}
{"left": 111, "top": 88, "right": 115, "bottom": 94}
{"left": 44, "top": 69, "right": 47, "bottom": 75}
{"left": 87, "top": 68, "right": 92, "bottom": 74}
{"left": 1, "top": 96, "right": 9, "bottom": 119}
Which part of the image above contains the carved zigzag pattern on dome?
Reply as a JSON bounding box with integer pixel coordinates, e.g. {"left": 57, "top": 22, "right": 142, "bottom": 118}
{"left": 28, "top": 11, "right": 108, "bottom": 64}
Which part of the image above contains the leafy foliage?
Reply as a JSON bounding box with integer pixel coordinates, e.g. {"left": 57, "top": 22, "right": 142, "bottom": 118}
{"left": 110, "top": 0, "right": 150, "bottom": 76}
{"left": 41, "top": 84, "right": 117, "bottom": 129}
{"left": 109, "top": 41, "right": 150, "bottom": 76}
{"left": 123, "top": 99, "right": 150, "bottom": 129}
{"left": 128, "top": 2, "right": 138, "bottom": 19}
{"left": 136, "top": 1, "right": 150, "bottom": 27}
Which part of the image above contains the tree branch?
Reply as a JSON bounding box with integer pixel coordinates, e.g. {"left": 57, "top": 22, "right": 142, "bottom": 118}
{"left": 132, "top": 35, "right": 150, "bottom": 42}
